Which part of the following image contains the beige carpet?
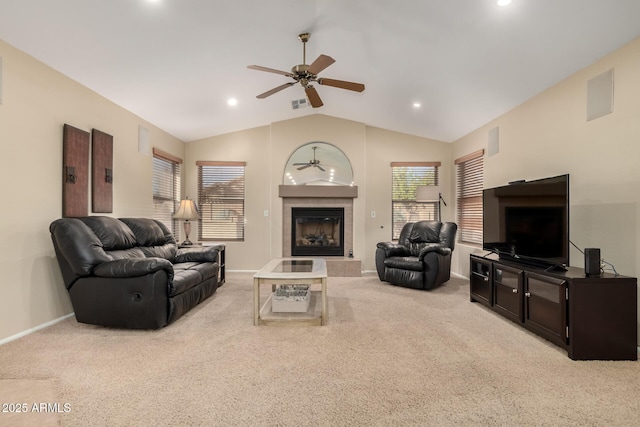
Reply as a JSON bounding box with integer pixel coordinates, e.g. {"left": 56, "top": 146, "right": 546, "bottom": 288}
{"left": 0, "top": 273, "right": 638, "bottom": 426}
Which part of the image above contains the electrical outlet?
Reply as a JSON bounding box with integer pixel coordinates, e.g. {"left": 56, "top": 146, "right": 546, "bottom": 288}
{"left": 371, "top": 211, "right": 376, "bottom": 219}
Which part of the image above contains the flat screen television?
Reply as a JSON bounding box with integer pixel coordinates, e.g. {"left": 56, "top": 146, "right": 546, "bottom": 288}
{"left": 483, "top": 174, "right": 569, "bottom": 269}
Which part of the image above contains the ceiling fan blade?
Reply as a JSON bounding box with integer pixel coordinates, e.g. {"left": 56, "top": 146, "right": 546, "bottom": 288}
{"left": 307, "top": 54, "right": 335, "bottom": 75}
{"left": 247, "top": 65, "right": 294, "bottom": 77}
{"left": 256, "top": 82, "right": 295, "bottom": 99}
{"left": 318, "top": 78, "right": 365, "bottom": 92}
{"left": 297, "top": 164, "right": 311, "bottom": 170}
{"left": 305, "top": 86, "right": 324, "bottom": 108}
{"left": 316, "top": 165, "right": 326, "bottom": 172}
{"left": 292, "top": 162, "right": 309, "bottom": 166}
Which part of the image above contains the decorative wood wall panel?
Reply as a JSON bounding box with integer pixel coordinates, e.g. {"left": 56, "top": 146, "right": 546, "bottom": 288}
{"left": 91, "top": 129, "right": 113, "bottom": 213}
{"left": 62, "top": 124, "right": 90, "bottom": 217}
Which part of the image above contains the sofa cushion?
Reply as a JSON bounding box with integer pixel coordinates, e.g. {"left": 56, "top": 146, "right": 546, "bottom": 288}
{"left": 140, "top": 245, "right": 178, "bottom": 261}
{"left": 119, "top": 218, "right": 167, "bottom": 246}
{"left": 107, "top": 248, "right": 147, "bottom": 261}
{"left": 79, "top": 217, "right": 137, "bottom": 250}
{"left": 120, "top": 218, "right": 177, "bottom": 261}
{"left": 170, "top": 262, "right": 218, "bottom": 296}
{"left": 50, "top": 218, "right": 112, "bottom": 278}
{"left": 384, "top": 256, "right": 423, "bottom": 272}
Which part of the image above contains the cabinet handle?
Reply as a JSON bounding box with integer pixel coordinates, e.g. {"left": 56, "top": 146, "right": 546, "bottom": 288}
{"left": 525, "top": 292, "right": 531, "bottom": 297}
{"left": 512, "top": 289, "right": 518, "bottom": 294}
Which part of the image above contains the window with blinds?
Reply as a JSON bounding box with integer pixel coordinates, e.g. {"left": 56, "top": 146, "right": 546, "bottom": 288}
{"left": 455, "top": 149, "right": 484, "bottom": 245}
{"left": 391, "top": 162, "right": 440, "bottom": 240}
{"left": 197, "top": 161, "right": 246, "bottom": 241}
{"left": 152, "top": 148, "right": 182, "bottom": 236}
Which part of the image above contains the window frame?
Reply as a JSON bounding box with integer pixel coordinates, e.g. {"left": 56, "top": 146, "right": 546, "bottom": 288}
{"left": 196, "top": 161, "right": 246, "bottom": 242}
{"left": 152, "top": 148, "right": 182, "bottom": 236}
{"left": 455, "top": 149, "right": 484, "bottom": 245}
{"left": 390, "top": 162, "right": 441, "bottom": 240}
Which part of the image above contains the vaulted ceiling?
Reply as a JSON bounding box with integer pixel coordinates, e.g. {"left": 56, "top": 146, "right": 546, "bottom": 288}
{"left": 2, "top": 0, "right": 640, "bottom": 142}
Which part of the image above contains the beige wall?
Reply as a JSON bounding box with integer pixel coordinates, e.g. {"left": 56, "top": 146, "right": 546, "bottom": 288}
{"left": 0, "top": 40, "right": 184, "bottom": 342}
{"left": 364, "top": 126, "right": 453, "bottom": 270}
{"left": 184, "top": 125, "right": 273, "bottom": 270}
{"left": 185, "top": 115, "right": 452, "bottom": 272}
{"left": 452, "top": 36, "right": 640, "bottom": 341}
{"left": 452, "top": 36, "right": 640, "bottom": 278}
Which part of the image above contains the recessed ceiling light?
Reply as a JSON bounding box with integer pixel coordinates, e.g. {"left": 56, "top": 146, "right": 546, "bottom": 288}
{"left": 413, "top": 102, "right": 421, "bottom": 108}
{"left": 497, "top": 0, "right": 512, "bottom": 6}
{"left": 227, "top": 98, "right": 238, "bottom": 107}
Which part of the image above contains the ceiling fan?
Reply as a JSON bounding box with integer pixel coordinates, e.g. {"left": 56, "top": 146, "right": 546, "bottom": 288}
{"left": 247, "top": 32, "right": 365, "bottom": 108}
{"left": 293, "top": 146, "right": 325, "bottom": 171}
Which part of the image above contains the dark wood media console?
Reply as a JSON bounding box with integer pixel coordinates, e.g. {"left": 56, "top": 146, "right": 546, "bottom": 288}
{"left": 470, "top": 254, "right": 637, "bottom": 360}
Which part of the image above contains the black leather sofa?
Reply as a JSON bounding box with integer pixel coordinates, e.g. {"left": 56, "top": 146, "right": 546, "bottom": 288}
{"left": 49, "top": 216, "right": 220, "bottom": 329}
{"left": 376, "top": 221, "right": 457, "bottom": 290}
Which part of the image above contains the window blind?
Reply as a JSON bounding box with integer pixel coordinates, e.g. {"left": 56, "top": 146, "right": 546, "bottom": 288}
{"left": 455, "top": 150, "right": 484, "bottom": 245}
{"left": 390, "top": 162, "right": 440, "bottom": 240}
{"left": 152, "top": 148, "right": 182, "bottom": 236}
{"left": 197, "top": 161, "right": 246, "bottom": 241}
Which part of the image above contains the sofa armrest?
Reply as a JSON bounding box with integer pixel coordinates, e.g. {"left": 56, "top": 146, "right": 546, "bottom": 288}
{"left": 418, "top": 245, "right": 452, "bottom": 261}
{"left": 93, "top": 258, "right": 173, "bottom": 279}
{"left": 175, "top": 246, "right": 219, "bottom": 263}
{"left": 376, "top": 242, "right": 409, "bottom": 257}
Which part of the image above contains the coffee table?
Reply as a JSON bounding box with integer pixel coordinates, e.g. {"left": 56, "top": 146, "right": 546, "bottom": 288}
{"left": 253, "top": 258, "right": 328, "bottom": 326}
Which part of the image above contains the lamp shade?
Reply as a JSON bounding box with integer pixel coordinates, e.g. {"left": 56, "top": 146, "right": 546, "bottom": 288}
{"left": 415, "top": 186, "right": 440, "bottom": 202}
{"left": 173, "top": 198, "right": 200, "bottom": 220}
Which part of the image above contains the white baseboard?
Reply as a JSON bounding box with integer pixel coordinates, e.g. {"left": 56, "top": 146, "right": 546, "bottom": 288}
{"left": 0, "top": 313, "right": 75, "bottom": 346}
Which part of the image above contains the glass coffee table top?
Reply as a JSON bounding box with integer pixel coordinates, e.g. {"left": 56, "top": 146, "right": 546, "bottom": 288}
{"left": 254, "top": 258, "right": 327, "bottom": 279}
{"left": 272, "top": 260, "right": 313, "bottom": 273}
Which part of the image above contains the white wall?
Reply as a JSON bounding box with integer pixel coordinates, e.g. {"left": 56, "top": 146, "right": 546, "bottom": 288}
{"left": 0, "top": 40, "right": 184, "bottom": 342}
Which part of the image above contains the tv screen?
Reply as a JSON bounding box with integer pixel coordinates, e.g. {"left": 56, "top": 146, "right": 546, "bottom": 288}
{"left": 483, "top": 174, "right": 569, "bottom": 268}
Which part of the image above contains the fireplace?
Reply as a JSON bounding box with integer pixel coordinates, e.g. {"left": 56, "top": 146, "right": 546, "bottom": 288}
{"left": 291, "top": 207, "right": 344, "bottom": 256}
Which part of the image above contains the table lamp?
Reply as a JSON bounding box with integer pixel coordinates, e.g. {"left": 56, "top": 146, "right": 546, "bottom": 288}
{"left": 173, "top": 197, "right": 200, "bottom": 246}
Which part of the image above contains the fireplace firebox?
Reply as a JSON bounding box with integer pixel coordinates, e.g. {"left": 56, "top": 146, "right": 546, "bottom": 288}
{"left": 291, "top": 207, "right": 344, "bottom": 256}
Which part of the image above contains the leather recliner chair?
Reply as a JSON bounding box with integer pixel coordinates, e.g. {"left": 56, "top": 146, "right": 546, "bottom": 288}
{"left": 376, "top": 221, "right": 457, "bottom": 290}
{"left": 50, "top": 216, "right": 221, "bottom": 329}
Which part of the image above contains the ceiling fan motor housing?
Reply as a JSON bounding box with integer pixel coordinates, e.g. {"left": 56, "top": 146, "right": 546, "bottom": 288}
{"left": 292, "top": 64, "right": 311, "bottom": 75}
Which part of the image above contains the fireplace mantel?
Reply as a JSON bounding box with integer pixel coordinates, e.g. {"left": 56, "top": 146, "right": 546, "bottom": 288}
{"left": 279, "top": 185, "right": 358, "bottom": 198}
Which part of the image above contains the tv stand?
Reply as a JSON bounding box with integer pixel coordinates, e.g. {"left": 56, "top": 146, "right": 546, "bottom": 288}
{"left": 498, "top": 253, "right": 567, "bottom": 272}
{"left": 470, "top": 254, "right": 637, "bottom": 360}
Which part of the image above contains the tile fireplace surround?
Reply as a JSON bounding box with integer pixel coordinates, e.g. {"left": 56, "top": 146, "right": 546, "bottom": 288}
{"left": 280, "top": 185, "right": 360, "bottom": 277}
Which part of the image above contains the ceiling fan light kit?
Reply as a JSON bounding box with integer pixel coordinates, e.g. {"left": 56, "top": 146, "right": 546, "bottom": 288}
{"left": 248, "top": 32, "right": 365, "bottom": 108}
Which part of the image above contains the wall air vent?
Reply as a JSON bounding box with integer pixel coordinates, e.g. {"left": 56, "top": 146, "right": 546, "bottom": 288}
{"left": 291, "top": 98, "right": 309, "bottom": 110}
{"left": 587, "top": 68, "right": 614, "bottom": 121}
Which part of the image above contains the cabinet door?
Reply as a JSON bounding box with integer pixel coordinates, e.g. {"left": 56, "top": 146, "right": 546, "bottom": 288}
{"left": 470, "top": 257, "right": 492, "bottom": 307}
{"left": 493, "top": 264, "right": 523, "bottom": 323}
{"left": 524, "top": 272, "right": 567, "bottom": 347}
